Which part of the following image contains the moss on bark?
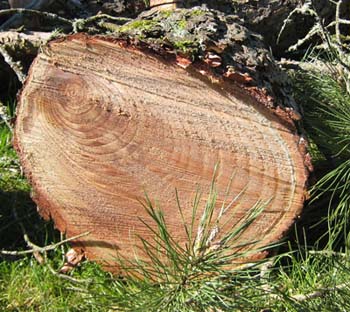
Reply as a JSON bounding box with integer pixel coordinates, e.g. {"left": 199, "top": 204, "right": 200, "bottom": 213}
{"left": 116, "top": 7, "right": 298, "bottom": 113}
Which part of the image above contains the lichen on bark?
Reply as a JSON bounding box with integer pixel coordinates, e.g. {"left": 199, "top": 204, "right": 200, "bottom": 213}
{"left": 116, "top": 7, "right": 299, "bottom": 114}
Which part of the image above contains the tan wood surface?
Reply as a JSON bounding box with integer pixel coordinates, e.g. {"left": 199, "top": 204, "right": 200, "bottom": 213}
{"left": 14, "top": 34, "right": 308, "bottom": 268}
{"left": 150, "top": 0, "right": 180, "bottom": 10}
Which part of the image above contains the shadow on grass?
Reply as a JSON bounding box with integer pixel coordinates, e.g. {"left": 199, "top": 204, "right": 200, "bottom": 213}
{"left": 0, "top": 188, "right": 60, "bottom": 260}
{"left": 279, "top": 162, "right": 349, "bottom": 263}
{"left": 289, "top": 198, "right": 333, "bottom": 248}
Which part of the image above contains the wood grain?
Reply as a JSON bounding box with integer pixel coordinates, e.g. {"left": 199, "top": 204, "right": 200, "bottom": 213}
{"left": 150, "top": 0, "right": 180, "bottom": 10}
{"left": 14, "top": 34, "right": 308, "bottom": 268}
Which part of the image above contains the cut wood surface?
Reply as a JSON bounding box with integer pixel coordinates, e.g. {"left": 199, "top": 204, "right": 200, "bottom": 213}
{"left": 150, "top": 0, "right": 180, "bottom": 10}
{"left": 14, "top": 32, "right": 309, "bottom": 268}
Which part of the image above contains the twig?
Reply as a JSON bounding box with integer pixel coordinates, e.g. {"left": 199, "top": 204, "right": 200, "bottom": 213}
{"left": 291, "top": 282, "right": 349, "bottom": 301}
{"left": 1, "top": 175, "right": 90, "bottom": 285}
{"left": 278, "top": 0, "right": 350, "bottom": 94}
{"left": 98, "top": 21, "right": 121, "bottom": 32}
{"left": 10, "top": 202, "right": 45, "bottom": 264}
{"left": 277, "top": 0, "right": 317, "bottom": 44}
{"left": 60, "top": 231, "right": 65, "bottom": 262}
{"left": 287, "top": 24, "right": 320, "bottom": 52}
{"left": 308, "top": 250, "right": 349, "bottom": 258}
{"left": 66, "top": 285, "right": 90, "bottom": 293}
{"left": 0, "top": 8, "right": 131, "bottom": 34}
{"left": 46, "top": 261, "right": 89, "bottom": 284}
{"left": 0, "top": 8, "right": 72, "bottom": 31}
{"left": 1, "top": 218, "right": 90, "bottom": 284}
{"left": 334, "top": 0, "right": 342, "bottom": 45}
{"left": 321, "top": 1, "right": 350, "bottom": 94}
{"left": 72, "top": 14, "right": 130, "bottom": 33}
{"left": 327, "top": 19, "right": 350, "bottom": 28}
{"left": 0, "top": 231, "right": 90, "bottom": 256}
{"left": 83, "top": 14, "right": 131, "bottom": 24}
{"left": 0, "top": 101, "right": 14, "bottom": 132}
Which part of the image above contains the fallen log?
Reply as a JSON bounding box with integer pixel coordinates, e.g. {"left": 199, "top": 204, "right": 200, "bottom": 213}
{"left": 14, "top": 8, "right": 310, "bottom": 269}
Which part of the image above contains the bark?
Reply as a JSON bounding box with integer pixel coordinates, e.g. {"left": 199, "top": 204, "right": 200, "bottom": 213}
{"left": 148, "top": 0, "right": 350, "bottom": 57}
{"left": 151, "top": 0, "right": 306, "bottom": 55}
{"left": 2, "top": 0, "right": 346, "bottom": 57}
{"left": 14, "top": 8, "right": 309, "bottom": 269}
{"left": 120, "top": 8, "right": 299, "bottom": 112}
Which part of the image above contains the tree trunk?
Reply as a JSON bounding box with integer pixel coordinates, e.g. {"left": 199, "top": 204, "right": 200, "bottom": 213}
{"left": 14, "top": 8, "right": 309, "bottom": 269}
{"left": 147, "top": 0, "right": 350, "bottom": 57}
{"left": 151, "top": 0, "right": 306, "bottom": 56}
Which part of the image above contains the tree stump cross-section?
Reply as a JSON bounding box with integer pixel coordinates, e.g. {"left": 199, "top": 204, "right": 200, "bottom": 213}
{"left": 14, "top": 34, "right": 309, "bottom": 269}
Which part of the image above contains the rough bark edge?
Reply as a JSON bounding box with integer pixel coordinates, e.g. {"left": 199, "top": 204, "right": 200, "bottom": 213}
{"left": 13, "top": 33, "right": 311, "bottom": 264}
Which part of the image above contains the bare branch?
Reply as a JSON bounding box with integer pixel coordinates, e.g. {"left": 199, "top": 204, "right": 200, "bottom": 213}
{"left": 277, "top": 0, "right": 317, "bottom": 44}
{"left": 334, "top": 0, "right": 342, "bottom": 44}
{"left": 292, "top": 282, "right": 350, "bottom": 301}
{"left": 0, "top": 8, "right": 72, "bottom": 31}
{"left": 72, "top": 14, "right": 130, "bottom": 33}
{"left": 0, "top": 231, "right": 90, "bottom": 256}
{"left": 287, "top": 24, "right": 320, "bottom": 52}
{"left": 308, "top": 250, "right": 349, "bottom": 257}
{"left": 46, "top": 261, "right": 89, "bottom": 284}
{"left": 0, "top": 101, "right": 14, "bottom": 132}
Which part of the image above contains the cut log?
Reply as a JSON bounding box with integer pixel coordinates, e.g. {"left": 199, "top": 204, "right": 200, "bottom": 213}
{"left": 150, "top": 0, "right": 180, "bottom": 10}
{"left": 14, "top": 9, "right": 309, "bottom": 269}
